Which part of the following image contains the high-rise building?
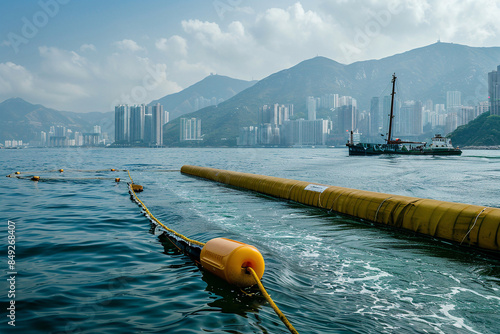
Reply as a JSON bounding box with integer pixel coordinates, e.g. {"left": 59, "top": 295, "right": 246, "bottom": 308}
{"left": 435, "top": 104, "right": 445, "bottom": 114}
{"left": 382, "top": 95, "right": 391, "bottom": 135}
{"left": 369, "top": 97, "right": 380, "bottom": 135}
{"left": 114, "top": 105, "right": 129, "bottom": 143}
{"left": 55, "top": 126, "right": 66, "bottom": 137}
{"left": 307, "top": 96, "right": 316, "bottom": 121}
{"left": 258, "top": 105, "right": 273, "bottom": 124}
{"left": 237, "top": 126, "right": 259, "bottom": 146}
{"left": 180, "top": 118, "right": 202, "bottom": 141}
{"left": 259, "top": 123, "right": 280, "bottom": 145}
{"left": 284, "top": 104, "right": 294, "bottom": 118}
{"left": 164, "top": 110, "right": 170, "bottom": 125}
{"left": 282, "top": 119, "right": 331, "bottom": 146}
{"left": 488, "top": 65, "right": 500, "bottom": 116}
{"left": 446, "top": 91, "right": 462, "bottom": 110}
{"left": 445, "top": 112, "right": 458, "bottom": 135}
{"left": 130, "top": 104, "right": 145, "bottom": 143}
{"left": 475, "top": 101, "right": 489, "bottom": 118}
{"left": 93, "top": 125, "right": 101, "bottom": 134}
{"left": 396, "top": 100, "right": 423, "bottom": 136}
{"left": 258, "top": 104, "right": 291, "bottom": 125}
{"left": 337, "top": 104, "right": 357, "bottom": 134}
{"left": 151, "top": 103, "right": 164, "bottom": 146}
{"left": 40, "top": 131, "right": 47, "bottom": 146}
{"left": 144, "top": 113, "right": 152, "bottom": 144}
{"left": 339, "top": 96, "right": 357, "bottom": 108}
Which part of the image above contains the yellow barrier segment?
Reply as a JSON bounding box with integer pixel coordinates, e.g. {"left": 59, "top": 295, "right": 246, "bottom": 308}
{"left": 180, "top": 165, "right": 500, "bottom": 254}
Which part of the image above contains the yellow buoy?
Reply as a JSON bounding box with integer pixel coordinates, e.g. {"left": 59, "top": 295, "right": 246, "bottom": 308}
{"left": 15, "top": 172, "right": 20, "bottom": 175}
{"left": 131, "top": 184, "right": 143, "bottom": 192}
{"left": 111, "top": 168, "right": 116, "bottom": 172}
{"left": 31, "top": 176, "right": 40, "bottom": 181}
{"left": 59, "top": 169, "right": 64, "bottom": 173}
{"left": 200, "top": 238, "right": 265, "bottom": 287}
{"left": 115, "top": 178, "right": 120, "bottom": 183}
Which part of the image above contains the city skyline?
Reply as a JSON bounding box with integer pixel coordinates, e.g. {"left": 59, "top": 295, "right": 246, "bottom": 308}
{"left": 2, "top": 43, "right": 500, "bottom": 148}
{"left": 1, "top": 84, "right": 490, "bottom": 148}
{"left": 237, "top": 87, "right": 489, "bottom": 148}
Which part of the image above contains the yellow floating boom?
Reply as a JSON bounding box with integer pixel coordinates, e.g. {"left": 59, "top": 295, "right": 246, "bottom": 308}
{"left": 181, "top": 165, "right": 500, "bottom": 254}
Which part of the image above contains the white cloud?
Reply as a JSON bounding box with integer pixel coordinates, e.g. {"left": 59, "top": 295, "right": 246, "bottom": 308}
{"left": 80, "top": 44, "right": 96, "bottom": 52}
{"left": 0, "top": 45, "right": 182, "bottom": 112}
{"left": 39, "top": 46, "right": 93, "bottom": 80}
{"left": 0, "top": 62, "right": 34, "bottom": 93}
{"left": 252, "top": 3, "right": 335, "bottom": 52}
{"left": 4, "top": 1, "right": 500, "bottom": 113}
{"left": 113, "top": 39, "right": 144, "bottom": 52}
{"left": 155, "top": 35, "right": 188, "bottom": 56}
{"left": 177, "top": 3, "right": 341, "bottom": 78}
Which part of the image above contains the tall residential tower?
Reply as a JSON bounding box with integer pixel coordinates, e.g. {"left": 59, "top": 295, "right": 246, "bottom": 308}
{"left": 488, "top": 65, "right": 500, "bottom": 116}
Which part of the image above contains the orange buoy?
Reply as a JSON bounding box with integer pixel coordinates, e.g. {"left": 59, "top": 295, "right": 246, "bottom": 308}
{"left": 131, "top": 184, "right": 143, "bottom": 192}
{"left": 200, "top": 238, "right": 265, "bottom": 287}
{"left": 59, "top": 169, "right": 64, "bottom": 173}
{"left": 31, "top": 176, "right": 40, "bottom": 181}
{"left": 115, "top": 178, "right": 120, "bottom": 183}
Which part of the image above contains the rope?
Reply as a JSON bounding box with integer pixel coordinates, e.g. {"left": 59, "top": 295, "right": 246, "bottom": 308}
{"left": 126, "top": 170, "right": 205, "bottom": 247}
{"left": 8, "top": 175, "right": 119, "bottom": 181}
{"left": 327, "top": 191, "right": 346, "bottom": 213}
{"left": 127, "top": 170, "right": 298, "bottom": 333}
{"left": 247, "top": 267, "right": 299, "bottom": 334}
{"left": 374, "top": 196, "right": 393, "bottom": 222}
{"left": 9, "top": 168, "right": 299, "bottom": 334}
{"left": 461, "top": 208, "right": 487, "bottom": 244}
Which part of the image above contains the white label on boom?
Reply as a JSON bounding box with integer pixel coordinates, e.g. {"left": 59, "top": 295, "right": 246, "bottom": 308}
{"left": 304, "top": 184, "right": 329, "bottom": 193}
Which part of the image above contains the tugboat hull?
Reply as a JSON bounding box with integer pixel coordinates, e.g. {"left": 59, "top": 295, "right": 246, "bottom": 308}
{"left": 347, "top": 144, "right": 462, "bottom": 156}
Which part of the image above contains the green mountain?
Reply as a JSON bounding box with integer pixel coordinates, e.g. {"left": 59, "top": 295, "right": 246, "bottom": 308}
{"left": 0, "top": 98, "right": 111, "bottom": 142}
{"left": 164, "top": 42, "right": 500, "bottom": 146}
{"left": 449, "top": 112, "right": 500, "bottom": 147}
{"left": 150, "top": 74, "right": 257, "bottom": 120}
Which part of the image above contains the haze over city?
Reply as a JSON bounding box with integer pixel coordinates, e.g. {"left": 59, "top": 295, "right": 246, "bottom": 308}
{"left": 2, "top": 0, "right": 500, "bottom": 112}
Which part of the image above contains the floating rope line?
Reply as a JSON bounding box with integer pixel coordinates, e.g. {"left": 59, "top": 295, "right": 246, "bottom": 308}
{"left": 126, "top": 170, "right": 299, "bottom": 334}
{"left": 7, "top": 175, "right": 119, "bottom": 181}
{"left": 7, "top": 168, "right": 300, "bottom": 334}
{"left": 126, "top": 170, "right": 205, "bottom": 248}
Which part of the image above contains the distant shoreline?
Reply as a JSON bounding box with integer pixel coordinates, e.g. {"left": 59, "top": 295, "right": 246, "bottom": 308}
{"left": 462, "top": 146, "right": 500, "bottom": 150}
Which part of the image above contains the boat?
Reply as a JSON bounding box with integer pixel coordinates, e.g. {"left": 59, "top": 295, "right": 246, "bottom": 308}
{"left": 347, "top": 73, "right": 462, "bottom": 156}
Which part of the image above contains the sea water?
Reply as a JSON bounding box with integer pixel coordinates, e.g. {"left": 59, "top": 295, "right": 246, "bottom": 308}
{"left": 0, "top": 148, "right": 499, "bottom": 333}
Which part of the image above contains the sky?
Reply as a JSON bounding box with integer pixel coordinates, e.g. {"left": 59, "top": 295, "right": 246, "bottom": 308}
{"left": 1, "top": 0, "right": 500, "bottom": 113}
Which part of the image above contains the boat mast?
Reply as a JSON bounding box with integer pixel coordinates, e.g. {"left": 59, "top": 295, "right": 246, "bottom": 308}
{"left": 386, "top": 73, "right": 396, "bottom": 144}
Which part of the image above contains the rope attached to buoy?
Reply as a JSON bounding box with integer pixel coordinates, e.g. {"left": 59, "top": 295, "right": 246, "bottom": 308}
{"left": 127, "top": 169, "right": 299, "bottom": 333}
{"left": 7, "top": 167, "right": 300, "bottom": 334}
{"left": 247, "top": 267, "right": 299, "bottom": 334}
{"left": 126, "top": 169, "right": 205, "bottom": 248}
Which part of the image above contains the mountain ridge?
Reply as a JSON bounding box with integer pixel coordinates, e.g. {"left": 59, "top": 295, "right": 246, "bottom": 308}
{"left": 163, "top": 42, "right": 500, "bottom": 146}
{"left": 150, "top": 74, "right": 257, "bottom": 120}
{"left": 2, "top": 42, "right": 500, "bottom": 146}
{"left": 0, "top": 98, "right": 112, "bottom": 142}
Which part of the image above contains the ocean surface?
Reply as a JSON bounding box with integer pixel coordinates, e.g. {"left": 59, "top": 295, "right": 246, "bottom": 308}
{"left": 1, "top": 147, "right": 499, "bottom": 334}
